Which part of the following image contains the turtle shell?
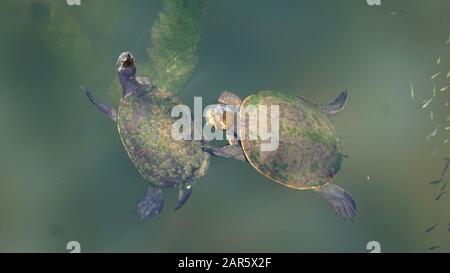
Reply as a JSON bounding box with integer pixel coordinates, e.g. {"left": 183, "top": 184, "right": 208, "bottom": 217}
{"left": 239, "top": 91, "right": 344, "bottom": 190}
{"left": 117, "top": 84, "right": 209, "bottom": 188}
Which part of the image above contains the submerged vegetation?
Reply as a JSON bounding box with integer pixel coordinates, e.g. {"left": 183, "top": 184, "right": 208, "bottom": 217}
{"left": 147, "top": 0, "right": 204, "bottom": 94}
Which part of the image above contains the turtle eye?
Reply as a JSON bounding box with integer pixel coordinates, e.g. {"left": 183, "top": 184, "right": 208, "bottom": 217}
{"left": 222, "top": 112, "right": 227, "bottom": 124}
{"left": 219, "top": 110, "right": 235, "bottom": 130}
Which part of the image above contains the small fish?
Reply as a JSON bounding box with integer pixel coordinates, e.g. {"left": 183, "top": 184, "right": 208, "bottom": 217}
{"left": 441, "top": 180, "right": 448, "bottom": 191}
{"left": 422, "top": 97, "right": 434, "bottom": 109}
{"left": 441, "top": 86, "right": 450, "bottom": 92}
{"left": 410, "top": 82, "right": 415, "bottom": 98}
{"left": 437, "top": 56, "right": 441, "bottom": 64}
{"left": 430, "top": 111, "right": 434, "bottom": 120}
{"left": 444, "top": 137, "right": 450, "bottom": 144}
{"left": 425, "top": 224, "right": 437, "bottom": 233}
{"left": 430, "top": 178, "right": 443, "bottom": 186}
{"left": 447, "top": 71, "right": 450, "bottom": 78}
{"left": 445, "top": 127, "right": 450, "bottom": 130}
{"left": 433, "top": 145, "right": 438, "bottom": 156}
{"left": 447, "top": 34, "right": 450, "bottom": 44}
{"left": 431, "top": 71, "right": 442, "bottom": 80}
{"left": 389, "top": 10, "right": 402, "bottom": 16}
{"left": 427, "top": 125, "right": 440, "bottom": 141}
{"left": 367, "top": 176, "right": 370, "bottom": 181}
{"left": 446, "top": 102, "right": 449, "bottom": 107}
{"left": 441, "top": 158, "right": 450, "bottom": 176}
{"left": 435, "top": 191, "right": 447, "bottom": 201}
{"left": 428, "top": 245, "right": 440, "bottom": 251}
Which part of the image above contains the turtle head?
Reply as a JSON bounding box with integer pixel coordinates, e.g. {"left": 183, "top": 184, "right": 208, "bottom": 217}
{"left": 116, "top": 51, "right": 136, "bottom": 78}
{"left": 205, "top": 104, "right": 236, "bottom": 131}
{"left": 116, "top": 51, "right": 139, "bottom": 97}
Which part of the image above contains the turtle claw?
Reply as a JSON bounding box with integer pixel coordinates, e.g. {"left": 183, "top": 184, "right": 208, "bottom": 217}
{"left": 175, "top": 184, "right": 193, "bottom": 210}
{"left": 334, "top": 200, "right": 357, "bottom": 220}
{"left": 137, "top": 186, "right": 164, "bottom": 220}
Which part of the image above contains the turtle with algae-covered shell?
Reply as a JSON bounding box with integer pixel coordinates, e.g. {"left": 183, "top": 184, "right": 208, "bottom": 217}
{"left": 205, "top": 90, "right": 357, "bottom": 219}
{"left": 81, "top": 52, "right": 232, "bottom": 219}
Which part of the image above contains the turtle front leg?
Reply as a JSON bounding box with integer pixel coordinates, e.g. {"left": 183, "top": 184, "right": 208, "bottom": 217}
{"left": 314, "top": 184, "right": 357, "bottom": 220}
{"left": 202, "top": 144, "right": 247, "bottom": 161}
{"left": 137, "top": 186, "right": 164, "bottom": 219}
{"left": 81, "top": 85, "right": 117, "bottom": 121}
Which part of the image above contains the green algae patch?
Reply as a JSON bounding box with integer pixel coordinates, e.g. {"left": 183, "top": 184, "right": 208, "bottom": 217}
{"left": 147, "top": 0, "right": 204, "bottom": 94}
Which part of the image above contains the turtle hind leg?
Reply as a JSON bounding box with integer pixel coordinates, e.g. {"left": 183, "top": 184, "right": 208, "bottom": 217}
{"left": 137, "top": 186, "right": 164, "bottom": 220}
{"left": 81, "top": 85, "right": 117, "bottom": 121}
{"left": 314, "top": 183, "right": 357, "bottom": 220}
{"left": 175, "top": 184, "right": 194, "bottom": 210}
{"left": 321, "top": 90, "right": 348, "bottom": 116}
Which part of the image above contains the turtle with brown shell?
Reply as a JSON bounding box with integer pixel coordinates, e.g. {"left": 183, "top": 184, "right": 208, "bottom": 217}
{"left": 204, "top": 90, "right": 357, "bottom": 219}
{"left": 81, "top": 52, "right": 237, "bottom": 219}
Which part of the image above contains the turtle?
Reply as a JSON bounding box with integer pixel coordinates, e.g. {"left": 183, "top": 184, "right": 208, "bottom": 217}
{"left": 204, "top": 90, "right": 357, "bottom": 219}
{"left": 81, "top": 51, "right": 231, "bottom": 219}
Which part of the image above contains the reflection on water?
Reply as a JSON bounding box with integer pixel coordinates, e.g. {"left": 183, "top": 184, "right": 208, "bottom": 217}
{"left": 0, "top": 0, "right": 450, "bottom": 252}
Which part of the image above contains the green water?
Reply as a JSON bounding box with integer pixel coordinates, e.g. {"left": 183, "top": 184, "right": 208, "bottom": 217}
{"left": 1, "top": 0, "right": 450, "bottom": 252}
